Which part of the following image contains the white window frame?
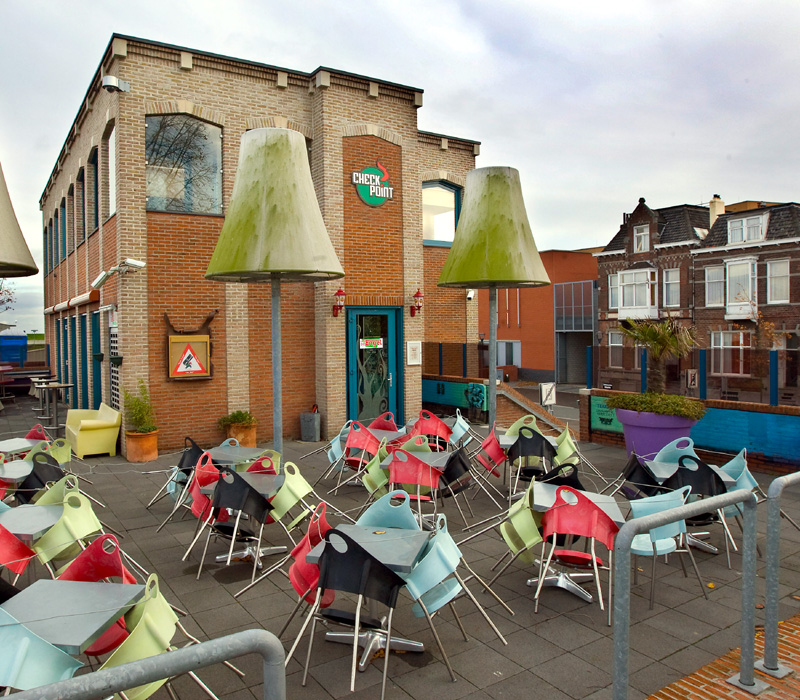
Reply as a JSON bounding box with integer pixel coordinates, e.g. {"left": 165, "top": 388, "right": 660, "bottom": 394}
{"left": 662, "top": 268, "right": 680, "bottom": 308}
{"left": 767, "top": 259, "right": 790, "bottom": 304}
{"left": 633, "top": 224, "right": 650, "bottom": 253}
{"left": 609, "top": 331, "right": 623, "bottom": 368}
{"left": 618, "top": 268, "right": 657, "bottom": 319}
{"left": 608, "top": 274, "right": 619, "bottom": 309}
{"left": 705, "top": 266, "right": 724, "bottom": 307}
{"left": 710, "top": 330, "right": 751, "bottom": 376}
{"left": 725, "top": 257, "right": 757, "bottom": 319}
{"left": 727, "top": 214, "right": 767, "bottom": 244}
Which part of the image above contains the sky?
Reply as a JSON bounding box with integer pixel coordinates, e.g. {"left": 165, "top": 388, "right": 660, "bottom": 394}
{"left": 2, "top": 0, "right": 800, "bottom": 334}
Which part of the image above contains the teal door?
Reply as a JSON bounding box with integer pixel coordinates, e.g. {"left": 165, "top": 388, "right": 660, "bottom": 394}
{"left": 346, "top": 308, "right": 403, "bottom": 424}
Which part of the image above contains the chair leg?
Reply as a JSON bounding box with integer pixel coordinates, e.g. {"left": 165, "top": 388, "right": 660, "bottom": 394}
{"left": 196, "top": 527, "right": 214, "bottom": 580}
{"left": 278, "top": 591, "right": 312, "bottom": 638}
{"left": 187, "top": 670, "right": 219, "bottom": 700}
{"left": 234, "top": 552, "right": 291, "bottom": 598}
{"left": 285, "top": 590, "right": 322, "bottom": 666}
{"left": 178, "top": 621, "right": 244, "bottom": 677}
{"left": 381, "top": 609, "right": 395, "bottom": 700}
{"left": 649, "top": 554, "right": 657, "bottom": 610}
{"left": 486, "top": 550, "right": 521, "bottom": 588}
{"left": 417, "top": 600, "right": 457, "bottom": 682}
{"left": 453, "top": 571, "right": 507, "bottom": 645}
{"left": 448, "top": 601, "right": 469, "bottom": 641}
{"left": 145, "top": 477, "right": 172, "bottom": 509}
{"left": 351, "top": 595, "right": 363, "bottom": 693}
{"left": 459, "top": 559, "right": 515, "bottom": 617}
{"left": 301, "top": 614, "right": 318, "bottom": 687}
{"left": 681, "top": 538, "right": 708, "bottom": 600}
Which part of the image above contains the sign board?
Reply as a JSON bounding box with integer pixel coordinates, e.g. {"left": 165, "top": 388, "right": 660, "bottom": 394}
{"left": 590, "top": 396, "right": 624, "bottom": 433}
{"left": 351, "top": 161, "right": 394, "bottom": 207}
{"left": 359, "top": 337, "right": 384, "bottom": 350}
{"left": 168, "top": 335, "right": 211, "bottom": 379}
{"left": 406, "top": 341, "right": 422, "bottom": 366}
{"left": 602, "top": 383, "right": 613, "bottom": 390}
{"left": 539, "top": 382, "right": 556, "bottom": 407}
{"left": 686, "top": 369, "right": 698, "bottom": 389}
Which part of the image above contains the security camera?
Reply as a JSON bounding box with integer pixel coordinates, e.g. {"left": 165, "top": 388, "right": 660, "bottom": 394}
{"left": 91, "top": 271, "right": 111, "bottom": 289}
{"left": 121, "top": 258, "right": 146, "bottom": 270}
{"left": 101, "top": 76, "right": 130, "bottom": 93}
{"left": 466, "top": 289, "right": 476, "bottom": 301}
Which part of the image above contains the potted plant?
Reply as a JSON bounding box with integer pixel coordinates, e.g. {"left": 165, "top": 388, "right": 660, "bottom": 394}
{"left": 123, "top": 378, "right": 159, "bottom": 462}
{"left": 218, "top": 409, "right": 258, "bottom": 447}
{"left": 605, "top": 318, "right": 706, "bottom": 457}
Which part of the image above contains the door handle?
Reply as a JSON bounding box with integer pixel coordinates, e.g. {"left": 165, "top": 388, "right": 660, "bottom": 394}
{"left": 388, "top": 373, "right": 393, "bottom": 387}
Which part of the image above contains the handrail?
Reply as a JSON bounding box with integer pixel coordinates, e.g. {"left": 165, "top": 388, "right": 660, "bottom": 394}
{"left": 12, "top": 629, "right": 285, "bottom": 700}
{"left": 756, "top": 472, "right": 800, "bottom": 678}
{"left": 612, "top": 489, "right": 766, "bottom": 700}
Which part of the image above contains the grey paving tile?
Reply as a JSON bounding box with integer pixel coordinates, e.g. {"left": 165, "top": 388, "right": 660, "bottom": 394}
{"left": 531, "top": 652, "right": 612, "bottom": 699}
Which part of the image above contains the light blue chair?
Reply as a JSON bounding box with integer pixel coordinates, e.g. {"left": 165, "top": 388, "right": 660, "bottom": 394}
{"left": 652, "top": 437, "right": 699, "bottom": 466}
{"left": 448, "top": 409, "right": 477, "bottom": 450}
{"left": 356, "top": 489, "right": 420, "bottom": 530}
{"left": 0, "top": 608, "right": 83, "bottom": 690}
{"left": 629, "top": 485, "right": 708, "bottom": 609}
{"left": 219, "top": 438, "right": 239, "bottom": 448}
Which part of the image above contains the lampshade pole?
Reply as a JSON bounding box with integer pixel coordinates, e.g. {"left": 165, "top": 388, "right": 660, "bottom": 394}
{"left": 489, "top": 287, "right": 498, "bottom": 428}
{"left": 271, "top": 272, "right": 283, "bottom": 454}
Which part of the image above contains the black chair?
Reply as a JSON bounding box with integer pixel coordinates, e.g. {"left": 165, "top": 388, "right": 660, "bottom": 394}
{"left": 191, "top": 467, "right": 283, "bottom": 581}
{"left": 539, "top": 463, "right": 586, "bottom": 491}
{"left": 15, "top": 452, "right": 64, "bottom": 505}
{"left": 438, "top": 448, "right": 475, "bottom": 526}
{"left": 608, "top": 452, "right": 664, "bottom": 500}
{"left": 285, "top": 529, "right": 406, "bottom": 700}
{"left": 146, "top": 436, "right": 204, "bottom": 509}
{"left": 0, "top": 577, "right": 20, "bottom": 604}
{"left": 510, "top": 427, "right": 558, "bottom": 494}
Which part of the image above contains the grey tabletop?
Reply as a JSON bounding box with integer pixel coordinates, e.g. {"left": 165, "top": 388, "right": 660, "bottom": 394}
{"left": 381, "top": 451, "right": 450, "bottom": 470}
{"left": 498, "top": 433, "right": 558, "bottom": 450}
{"left": 0, "top": 504, "right": 63, "bottom": 542}
{"left": 0, "top": 437, "right": 41, "bottom": 456}
{"left": 207, "top": 445, "right": 269, "bottom": 465}
{"left": 200, "top": 471, "right": 284, "bottom": 497}
{"left": 307, "top": 524, "right": 432, "bottom": 573}
{"left": 531, "top": 482, "right": 626, "bottom": 527}
{"left": 0, "top": 459, "right": 34, "bottom": 484}
{"left": 370, "top": 428, "right": 408, "bottom": 443}
{"left": 1, "top": 580, "right": 146, "bottom": 654}
{"left": 644, "top": 459, "right": 736, "bottom": 487}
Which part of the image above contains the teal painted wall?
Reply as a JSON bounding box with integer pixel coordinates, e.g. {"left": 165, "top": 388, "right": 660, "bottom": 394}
{"left": 422, "top": 379, "right": 487, "bottom": 410}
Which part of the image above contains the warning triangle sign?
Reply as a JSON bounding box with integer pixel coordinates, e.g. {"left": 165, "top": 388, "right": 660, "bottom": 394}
{"left": 173, "top": 343, "right": 208, "bottom": 375}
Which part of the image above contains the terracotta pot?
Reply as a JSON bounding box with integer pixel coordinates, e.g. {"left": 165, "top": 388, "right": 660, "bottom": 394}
{"left": 125, "top": 430, "right": 159, "bottom": 462}
{"left": 615, "top": 409, "right": 696, "bottom": 459}
{"left": 226, "top": 424, "right": 257, "bottom": 448}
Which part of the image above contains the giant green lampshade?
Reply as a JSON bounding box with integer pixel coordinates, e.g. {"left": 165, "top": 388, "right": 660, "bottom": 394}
{"left": 206, "top": 128, "right": 344, "bottom": 452}
{"left": 0, "top": 160, "right": 38, "bottom": 277}
{"left": 438, "top": 166, "right": 549, "bottom": 427}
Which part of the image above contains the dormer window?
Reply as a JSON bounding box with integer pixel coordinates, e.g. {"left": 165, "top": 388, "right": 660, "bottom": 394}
{"left": 633, "top": 224, "right": 650, "bottom": 252}
{"left": 728, "top": 214, "right": 767, "bottom": 244}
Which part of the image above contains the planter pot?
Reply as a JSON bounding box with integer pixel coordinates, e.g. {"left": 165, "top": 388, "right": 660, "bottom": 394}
{"left": 615, "top": 409, "right": 696, "bottom": 459}
{"left": 125, "top": 430, "right": 159, "bottom": 462}
{"left": 226, "top": 424, "right": 257, "bottom": 448}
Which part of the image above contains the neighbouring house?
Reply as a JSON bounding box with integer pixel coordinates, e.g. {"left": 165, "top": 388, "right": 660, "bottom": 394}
{"left": 595, "top": 195, "right": 800, "bottom": 403}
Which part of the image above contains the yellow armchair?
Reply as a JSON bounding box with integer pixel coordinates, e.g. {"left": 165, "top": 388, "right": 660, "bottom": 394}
{"left": 65, "top": 403, "right": 121, "bottom": 458}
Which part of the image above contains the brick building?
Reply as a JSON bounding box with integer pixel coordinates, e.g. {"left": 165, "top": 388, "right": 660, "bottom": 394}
{"left": 595, "top": 195, "right": 800, "bottom": 401}
{"left": 40, "top": 34, "right": 479, "bottom": 453}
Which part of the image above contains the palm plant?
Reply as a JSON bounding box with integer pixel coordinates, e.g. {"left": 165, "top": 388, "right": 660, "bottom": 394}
{"left": 619, "top": 318, "right": 697, "bottom": 394}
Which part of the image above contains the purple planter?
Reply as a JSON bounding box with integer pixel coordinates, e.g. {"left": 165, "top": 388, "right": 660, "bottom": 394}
{"left": 615, "top": 408, "right": 697, "bottom": 459}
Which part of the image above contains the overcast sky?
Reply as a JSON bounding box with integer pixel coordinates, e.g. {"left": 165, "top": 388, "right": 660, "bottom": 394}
{"left": 2, "top": 0, "right": 800, "bottom": 334}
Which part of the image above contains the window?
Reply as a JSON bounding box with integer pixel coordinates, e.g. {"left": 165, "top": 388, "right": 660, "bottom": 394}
{"left": 663, "top": 268, "right": 680, "bottom": 307}
{"left": 60, "top": 200, "right": 66, "bottom": 261}
{"left": 145, "top": 115, "right": 222, "bottom": 214}
{"left": 726, "top": 258, "right": 757, "bottom": 318}
{"left": 728, "top": 215, "right": 766, "bottom": 244}
{"left": 67, "top": 187, "right": 74, "bottom": 256}
{"left": 618, "top": 268, "right": 657, "bottom": 318}
{"left": 608, "top": 274, "right": 619, "bottom": 309}
{"left": 87, "top": 148, "right": 99, "bottom": 232}
{"left": 633, "top": 224, "right": 649, "bottom": 252}
{"left": 106, "top": 126, "right": 116, "bottom": 217}
{"left": 609, "top": 332, "right": 623, "bottom": 368}
{"left": 767, "top": 260, "right": 790, "bottom": 304}
{"left": 705, "top": 266, "right": 724, "bottom": 307}
{"left": 497, "top": 340, "right": 521, "bottom": 367}
{"left": 711, "top": 331, "right": 751, "bottom": 375}
{"left": 43, "top": 225, "right": 49, "bottom": 274}
{"left": 75, "top": 169, "right": 85, "bottom": 244}
{"left": 422, "top": 182, "right": 460, "bottom": 243}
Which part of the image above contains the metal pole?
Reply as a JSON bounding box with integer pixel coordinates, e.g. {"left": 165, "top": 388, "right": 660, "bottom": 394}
{"left": 13, "top": 629, "right": 286, "bottom": 700}
{"left": 271, "top": 273, "right": 283, "bottom": 454}
{"left": 488, "top": 287, "right": 498, "bottom": 428}
{"left": 769, "top": 349, "right": 778, "bottom": 406}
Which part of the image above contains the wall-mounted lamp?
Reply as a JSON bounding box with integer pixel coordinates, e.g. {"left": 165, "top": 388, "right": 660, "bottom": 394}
{"left": 90, "top": 258, "right": 147, "bottom": 289}
{"left": 410, "top": 288, "right": 424, "bottom": 317}
{"left": 332, "top": 288, "right": 346, "bottom": 317}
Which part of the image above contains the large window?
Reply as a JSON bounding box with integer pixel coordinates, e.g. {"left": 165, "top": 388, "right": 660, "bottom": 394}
{"left": 609, "top": 332, "right": 623, "bottom": 368}
{"left": 75, "top": 169, "right": 85, "bottom": 244}
{"left": 767, "top": 260, "right": 790, "bottom": 304}
{"left": 705, "top": 266, "right": 724, "bottom": 306}
{"left": 106, "top": 126, "right": 116, "bottom": 216}
{"left": 728, "top": 214, "right": 766, "bottom": 244}
{"left": 145, "top": 115, "right": 222, "bottom": 214}
{"left": 618, "top": 268, "right": 657, "bottom": 318}
{"left": 726, "top": 258, "right": 757, "bottom": 318}
{"left": 88, "top": 148, "right": 99, "bottom": 233}
{"left": 422, "top": 182, "right": 460, "bottom": 243}
{"left": 608, "top": 274, "right": 619, "bottom": 309}
{"left": 663, "top": 268, "right": 680, "bottom": 307}
{"left": 633, "top": 224, "right": 649, "bottom": 252}
{"left": 711, "top": 331, "right": 751, "bottom": 375}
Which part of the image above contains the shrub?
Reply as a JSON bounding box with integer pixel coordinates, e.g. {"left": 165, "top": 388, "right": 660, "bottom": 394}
{"left": 605, "top": 391, "right": 706, "bottom": 421}
{"left": 123, "top": 379, "right": 157, "bottom": 433}
{"left": 218, "top": 410, "right": 257, "bottom": 430}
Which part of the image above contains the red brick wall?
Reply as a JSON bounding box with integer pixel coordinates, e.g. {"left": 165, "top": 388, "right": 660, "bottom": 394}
{"left": 423, "top": 246, "right": 467, "bottom": 343}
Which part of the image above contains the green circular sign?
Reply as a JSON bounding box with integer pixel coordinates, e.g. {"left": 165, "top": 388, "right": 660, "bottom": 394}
{"left": 352, "top": 164, "right": 394, "bottom": 207}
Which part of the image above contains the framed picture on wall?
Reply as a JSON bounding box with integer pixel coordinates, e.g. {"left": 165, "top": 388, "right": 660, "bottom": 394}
{"left": 407, "top": 340, "right": 422, "bottom": 366}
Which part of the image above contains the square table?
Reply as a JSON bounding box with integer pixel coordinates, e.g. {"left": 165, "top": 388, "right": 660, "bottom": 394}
{"left": 200, "top": 472, "right": 284, "bottom": 498}
{"left": 380, "top": 450, "right": 450, "bottom": 471}
{"left": 0, "top": 437, "right": 41, "bottom": 458}
{"left": 0, "top": 504, "right": 63, "bottom": 542}
{"left": 369, "top": 427, "right": 408, "bottom": 444}
{"left": 0, "top": 459, "right": 34, "bottom": 484}
{"left": 207, "top": 445, "right": 269, "bottom": 467}
{"left": 1, "top": 579, "right": 145, "bottom": 654}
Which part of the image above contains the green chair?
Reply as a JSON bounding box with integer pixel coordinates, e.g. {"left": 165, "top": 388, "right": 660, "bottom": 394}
{"left": 22, "top": 440, "right": 51, "bottom": 462}
{"left": 394, "top": 434, "right": 432, "bottom": 453}
{"left": 32, "top": 473, "right": 80, "bottom": 505}
{"left": 32, "top": 492, "right": 103, "bottom": 572}
{"left": 47, "top": 438, "right": 73, "bottom": 465}
{"left": 504, "top": 414, "right": 542, "bottom": 437}
{"left": 359, "top": 439, "right": 390, "bottom": 507}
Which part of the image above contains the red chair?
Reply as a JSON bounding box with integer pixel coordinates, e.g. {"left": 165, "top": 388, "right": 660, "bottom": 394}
{"left": 368, "top": 412, "right": 398, "bottom": 432}
{"left": 247, "top": 455, "right": 277, "bottom": 474}
{"left": 25, "top": 424, "right": 49, "bottom": 441}
{"left": 329, "top": 422, "right": 383, "bottom": 493}
{"left": 410, "top": 410, "right": 452, "bottom": 451}
{"left": 0, "top": 523, "right": 35, "bottom": 583}
{"left": 388, "top": 449, "right": 442, "bottom": 524}
{"left": 534, "top": 486, "right": 619, "bottom": 621}
{"left": 189, "top": 452, "right": 226, "bottom": 522}
{"left": 467, "top": 425, "right": 507, "bottom": 509}
{"left": 57, "top": 534, "right": 137, "bottom": 657}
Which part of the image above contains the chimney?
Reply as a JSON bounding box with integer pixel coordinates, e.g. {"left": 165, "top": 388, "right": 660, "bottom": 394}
{"left": 709, "top": 194, "right": 725, "bottom": 228}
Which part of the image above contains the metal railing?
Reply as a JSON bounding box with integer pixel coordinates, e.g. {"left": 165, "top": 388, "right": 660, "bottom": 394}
{"left": 756, "top": 472, "right": 800, "bottom": 679}
{"left": 12, "top": 629, "right": 285, "bottom": 700}
{"left": 612, "top": 489, "right": 765, "bottom": 700}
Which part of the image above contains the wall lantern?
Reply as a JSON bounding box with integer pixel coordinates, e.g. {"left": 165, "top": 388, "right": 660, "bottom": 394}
{"left": 410, "top": 288, "right": 424, "bottom": 317}
{"left": 332, "top": 288, "right": 346, "bottom": 317}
